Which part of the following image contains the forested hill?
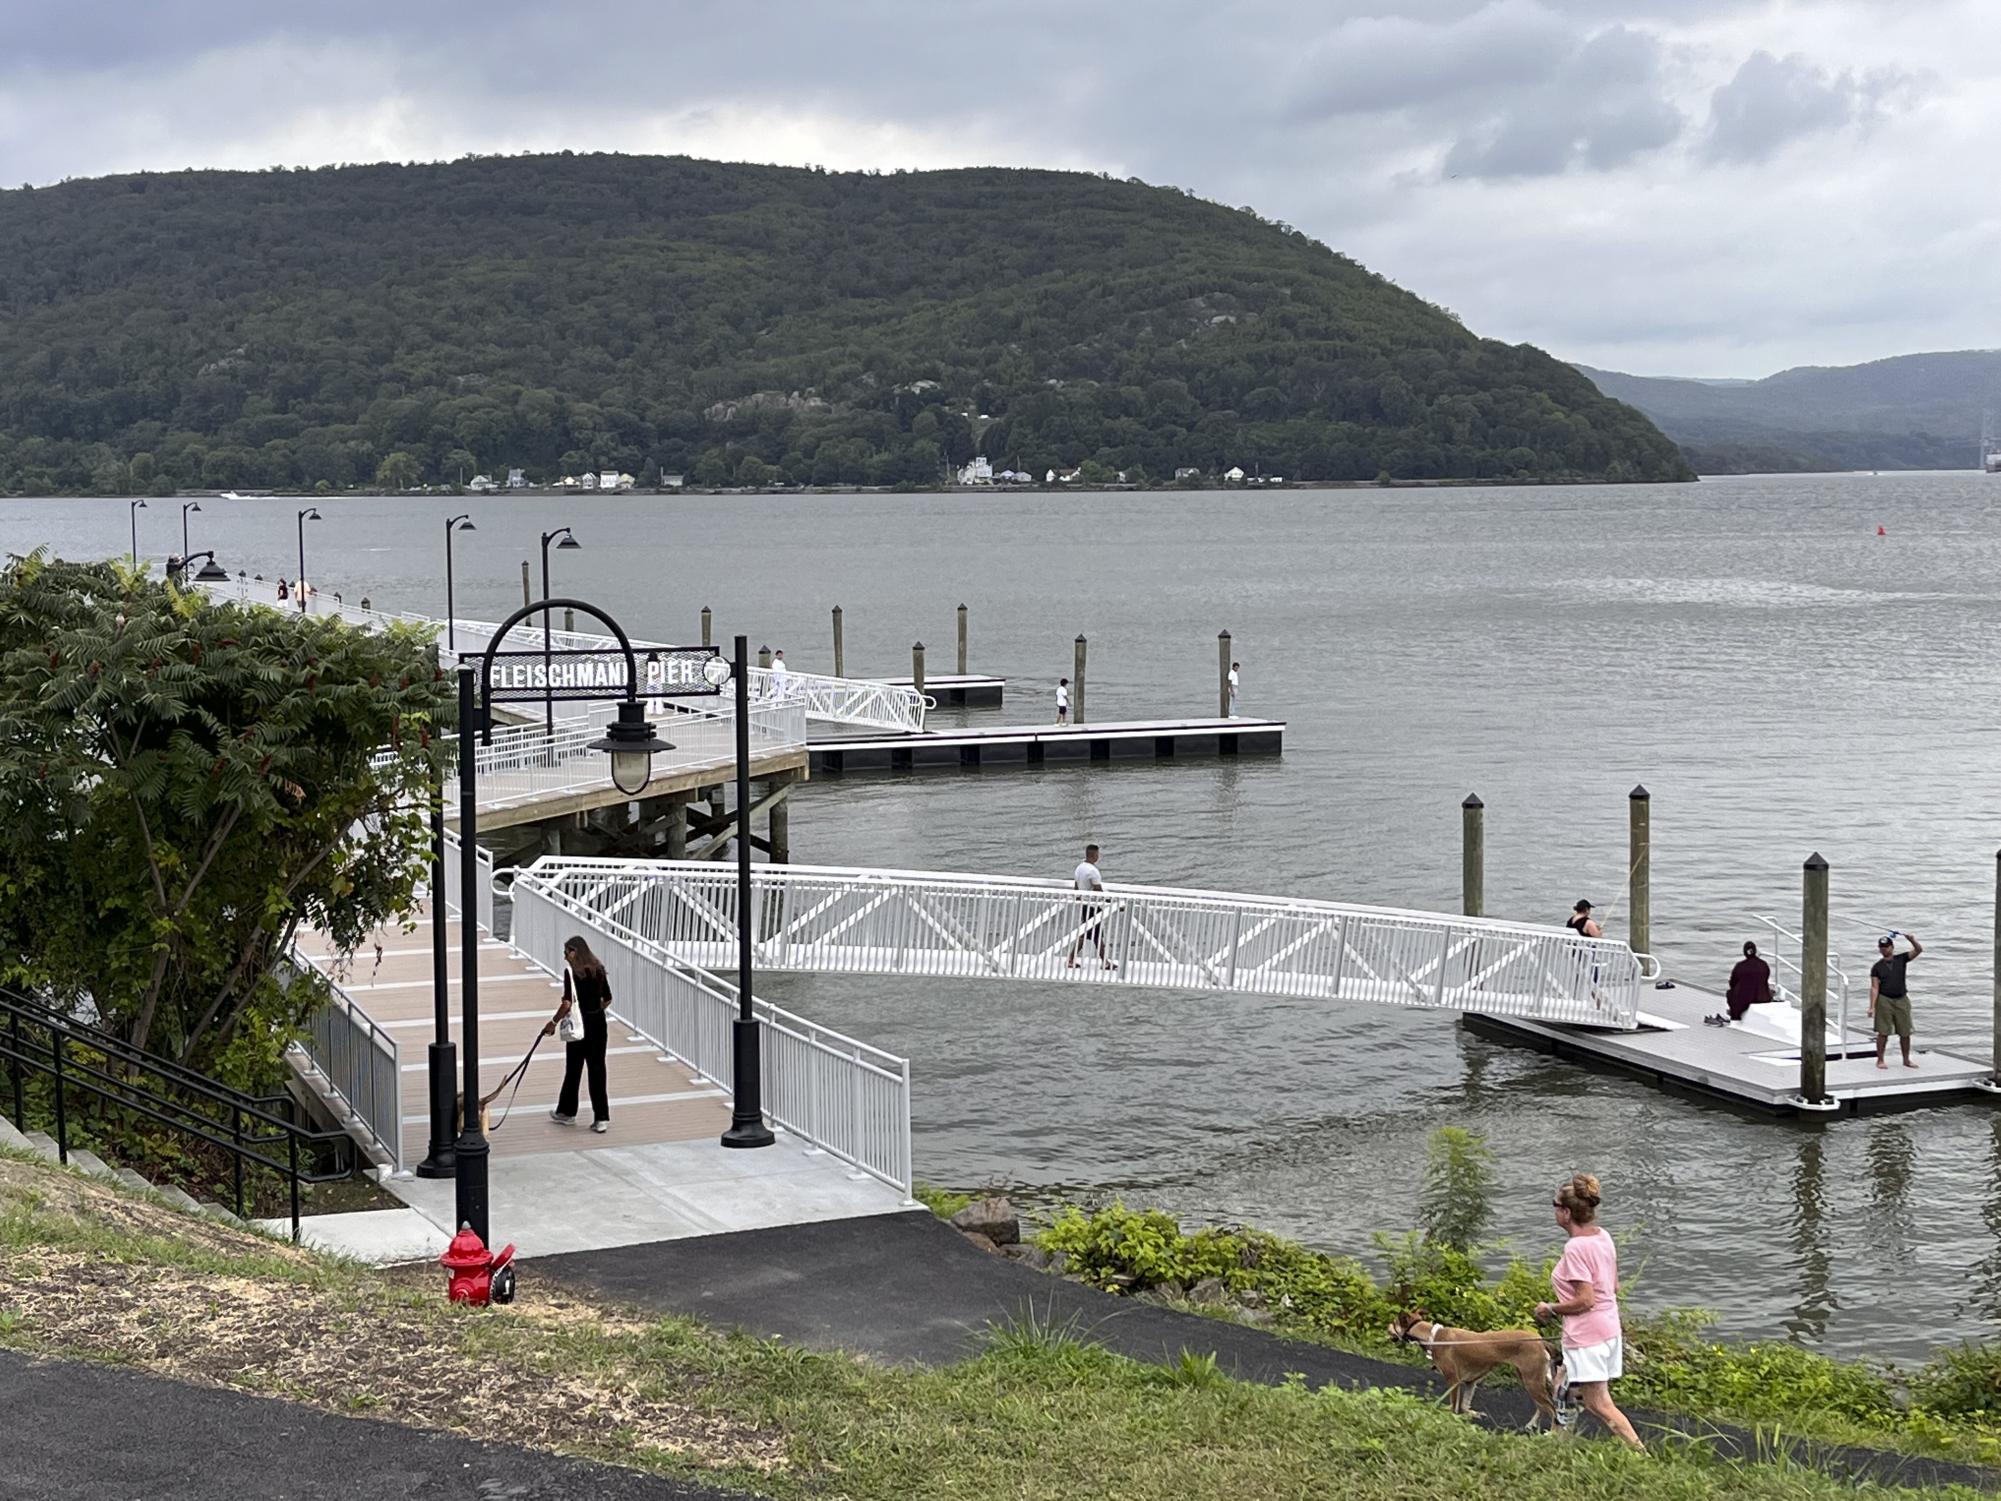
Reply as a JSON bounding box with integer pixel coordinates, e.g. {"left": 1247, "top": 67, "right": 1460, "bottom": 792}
{"left": 0, "top": 155, "right": 1691, "bottom": 494}
{"left": 1579, "top": 352, "right": 2001, "bottom": 473}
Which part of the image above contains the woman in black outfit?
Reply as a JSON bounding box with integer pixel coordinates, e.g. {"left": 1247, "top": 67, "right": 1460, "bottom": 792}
{"left": 548, "top": 936, "right": 613, "bottom": 1133}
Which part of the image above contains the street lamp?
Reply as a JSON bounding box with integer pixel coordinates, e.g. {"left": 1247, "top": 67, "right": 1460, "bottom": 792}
{"left": 588, "top": 700, "right": 672, "bottom": 796}
{"left": 444, "top": 514, "right": 475, "bottom": 654}
{"left": 181, "top": 500, "right": 202, "bottom": 559}
{"left": 538, "top": 527, "right": 580, "bottom": 734}
{"left": 296, "top": 507, "right": 322, "bottom": 612}
{"left": 720, "top": 634, "right": 776, "bottom": 1151}
{"left": 128, "top": 498, "right": 147, "bottom": 569}
{"left": 166, "top": 549, "right": 231, "bottom": 585}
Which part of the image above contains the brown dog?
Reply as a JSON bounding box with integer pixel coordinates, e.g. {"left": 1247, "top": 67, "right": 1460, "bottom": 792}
{"left": 1388, "top": 1310, "right": 1565, "bottom": 1429}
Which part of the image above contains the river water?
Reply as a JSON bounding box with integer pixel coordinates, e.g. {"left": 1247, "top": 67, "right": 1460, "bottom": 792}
{"left": 9, "top": 472, "right": 2001, "bottom": 1362}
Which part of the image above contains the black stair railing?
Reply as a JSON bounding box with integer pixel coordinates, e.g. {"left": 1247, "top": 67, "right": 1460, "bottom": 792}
{"left": 0, "top": 985, "right": 355, "bottom": 1241}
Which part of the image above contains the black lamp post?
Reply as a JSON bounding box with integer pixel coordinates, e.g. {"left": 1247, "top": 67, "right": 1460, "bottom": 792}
{"left": 415, "top": 781, "right": 458, "bottom": 1182}
{"left": 128, "top": 498, "right": 147, "bottom": 569}
{"left": 444, "top": 514, "right": 475, "bottom": 654}
{"left": 722, "top": 633, "right": 776, "bottom": 1150}
{"left": 296, "top": 507, "right": 322, "bottom": 612}
{"left": 538, "top": 527, "right": 580, "bottom": 734}
{"left": 452, "top": 598, "right": 673, "bottom": 1244}
{"left": 181, "top": 500, "right": 202, "bottom": 559}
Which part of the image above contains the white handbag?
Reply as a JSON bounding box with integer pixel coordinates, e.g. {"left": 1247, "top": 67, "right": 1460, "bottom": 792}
{"left": 556, "top": 973, "right": 586, "bottom": 1043}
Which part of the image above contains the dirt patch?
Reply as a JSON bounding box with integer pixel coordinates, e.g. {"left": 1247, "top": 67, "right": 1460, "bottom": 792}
{"left": 0, "top": 1156, "right": 783, "bottom": 1475}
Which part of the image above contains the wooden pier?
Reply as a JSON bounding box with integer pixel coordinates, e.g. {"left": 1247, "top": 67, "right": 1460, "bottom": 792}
{"left": 1467, "top": 978, "right": 1996, "bottom": 1116}
{"left": 808, "top": 716, "right": 1283, "bottom": 774}
{"left": 881, "top": 673, "right": 1006, "bottom": 707}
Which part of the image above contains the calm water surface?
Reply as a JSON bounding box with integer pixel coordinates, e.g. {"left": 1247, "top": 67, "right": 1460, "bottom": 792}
{"left": 9, "top": 473, "right": 2001, "bottom": 1362}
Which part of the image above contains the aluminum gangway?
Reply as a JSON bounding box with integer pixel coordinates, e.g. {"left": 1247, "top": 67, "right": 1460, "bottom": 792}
{"left": 516, "top": 860, "right": 1650, "bottom": 1029}
{"left": 197, "top": 575, "right": 930, "bottom": 732}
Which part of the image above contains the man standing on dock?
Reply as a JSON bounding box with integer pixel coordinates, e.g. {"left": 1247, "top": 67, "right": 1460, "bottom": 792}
{"left": 1870, "top": 933, "right": 1923, "bottom": 1070}
{"left": 1068, "top": 844, "right": 1115, "bottom": 971}
{"left": 1055, "top": 677, "right": 1070, "bottom": 725}
{"left": 1228, "top": 661, "right": 1241, "bottom": 718}
{"left": 770, "top": 650, "right": 790, "bottom": 700}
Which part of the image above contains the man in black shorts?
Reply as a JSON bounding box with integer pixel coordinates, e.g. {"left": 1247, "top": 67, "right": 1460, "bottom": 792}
{"left": 1869, "top": 933, "right": 1923, "bottom": 1070}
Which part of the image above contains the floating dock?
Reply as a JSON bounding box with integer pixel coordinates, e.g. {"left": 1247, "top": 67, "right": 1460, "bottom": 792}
{"left": 881, "top": 674, "right": 1006, "bottom": 707}
{"left": 809, "top": 716, "right": 1283, "bottom": 774}
{"left": 1467, "top": 978, "right": 1995, "bottom": 1116}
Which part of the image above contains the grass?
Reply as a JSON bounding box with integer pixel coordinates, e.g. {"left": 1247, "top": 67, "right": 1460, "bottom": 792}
{"left": 0, "top": 1152, "right": 1988, "bottom": 1501}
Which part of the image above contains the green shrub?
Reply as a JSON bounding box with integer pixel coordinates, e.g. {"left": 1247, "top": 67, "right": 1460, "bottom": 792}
{"left": 1913, "top": 1342, "right": 2001, "bottom": 1421}
{"left": 1619, "top": 1310, "right": 1903, "bottom": 1429}
{"left": 1418, "top": 1126, "right": 1496, "bottom": 1252}
{"left": 913, "top": 1183, "right": 974, "bottom": 1221}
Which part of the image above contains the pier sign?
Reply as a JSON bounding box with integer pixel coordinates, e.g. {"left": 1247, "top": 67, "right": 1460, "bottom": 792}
{"left": 475, "top": 645, "right": 728, "bottom": 702}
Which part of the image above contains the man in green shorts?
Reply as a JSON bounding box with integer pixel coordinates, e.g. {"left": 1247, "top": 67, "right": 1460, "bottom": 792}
{"left": 1869, "top": 933, "right": 1923, "bottom": 1070}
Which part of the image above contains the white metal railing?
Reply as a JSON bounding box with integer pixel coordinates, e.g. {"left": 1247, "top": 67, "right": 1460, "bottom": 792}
{"left": 1753, "top": 915, "right": 1853, "bottom": 1042}
{"left": 509, "top": 863, "right": 913, "bottom": 1194}
{"left": 440, "top": 827, "right": 496, "bottom": 933}
{"left": 287, "top": 957, "right": 403, "bottom": 1171}
{"left": 194, "top": 577, "right": 926, "bottom": 732}
{"left": 517, "top": 860, "right": 1646, "bottom": 1030}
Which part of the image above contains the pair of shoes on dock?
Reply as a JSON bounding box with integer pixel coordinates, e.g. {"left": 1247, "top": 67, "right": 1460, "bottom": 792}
{"left": 1703, "top": 1014, "right": 1730, "bottom": 1027}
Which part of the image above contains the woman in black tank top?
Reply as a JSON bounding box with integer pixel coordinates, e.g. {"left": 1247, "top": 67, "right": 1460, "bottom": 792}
{"left": 1567, "top": 900, "right": 1601, "bottom": 938}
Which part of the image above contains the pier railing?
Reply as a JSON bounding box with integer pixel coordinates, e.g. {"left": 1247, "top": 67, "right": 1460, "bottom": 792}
{"left": 285, "top": 959, "right": 404, "bottom": 1173}
{"left": 515, "top": 860, "right": 1645, "bottom": 1030}
{"left": 1753, "top": 914, "right": 1854, "bottom": 1041}
{"left": 509, "top": 862, "right": 913, "bottom": 1194}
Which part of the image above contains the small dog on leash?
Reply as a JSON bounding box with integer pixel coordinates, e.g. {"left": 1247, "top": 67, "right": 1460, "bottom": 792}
{"left": 1388, "top": 1310, "right": 1567, "bottom": 1429}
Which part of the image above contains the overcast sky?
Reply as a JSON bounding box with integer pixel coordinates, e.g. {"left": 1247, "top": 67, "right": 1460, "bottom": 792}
{"left": 2, "top": 0, "right": 1995, "bottom": 377}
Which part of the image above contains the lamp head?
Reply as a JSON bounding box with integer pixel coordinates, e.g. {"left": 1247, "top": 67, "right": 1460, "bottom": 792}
{"left": 187, "top": 500, "right": 202, "bottom": 514}
{"left": 301, "top": 507, "right": 323, "bottom": 522}
{"left": 194, "top": 556, "right": 229, "bottom": 582}
{"left": 556, "top": 531, "right": 582, "bottom": 550}
{"left": 588, "top": 699, "right": 672, "bottom": 797}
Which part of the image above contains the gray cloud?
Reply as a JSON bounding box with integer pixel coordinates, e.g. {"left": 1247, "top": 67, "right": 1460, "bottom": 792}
{"left": 1704, "top": 49, "right": 1925, "bottom": 162}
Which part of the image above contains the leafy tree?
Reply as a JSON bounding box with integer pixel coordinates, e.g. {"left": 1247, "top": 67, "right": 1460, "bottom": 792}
{"left": 0, "top": 555, "right": 454, "bottom": 1079}
{"left": 374, "top": 451, "right": 420, "bottom": 490}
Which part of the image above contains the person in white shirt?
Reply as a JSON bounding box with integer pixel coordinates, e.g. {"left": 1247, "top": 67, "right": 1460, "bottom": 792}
{"left": 1055, "top": 676, "right": 1071, "bottom": 725}
{"left": 1228, "top": 661, "right": 1241, "bottom": 718}
{"left": 1067, "top": 843, "right": 1115, "bottom": 971}
{"left": 770, "top": 650, "right": 790, "bottom": 700}
{"left": 644, "top": 651, "right": 665, "bottom": 695}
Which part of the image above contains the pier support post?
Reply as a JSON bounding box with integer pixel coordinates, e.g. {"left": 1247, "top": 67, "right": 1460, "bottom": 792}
{"left": 757, "top": 644, "right": 772, "bottom": 671}
{"left": 1218, "top": 630, "right": 1232, "bottom": 718}
{"left": 1801, "top": 853, "right": 1830, "bottom": 1106}
{"left": 1628, "top": 785, "right": 1651, "bottom": 958}
{"left": 957, "top": 604, "right": 968, "bottom": 675}
{"left": 701, "top": 606, "right": 712, "bottom": 648}
{"left": 912, "top": 641, "right": 926, "bottom": 696}
{"left": 563, "top": 606, "right": 575, "bottom": 636}
{"left": 832, "top": 606, "right": 844, "bottom": 678}
{"left": 1074, "top": 634, "right": 1087, "bottom": 726}
{"left": 520, "top": 561, "right": 530, "bottom": 609}
{"left": 1462, "top": 794, "right": 1484, "bottom": 918}
{"left": 769, "top": 783, "right": 791, "bottom": 865}
{"left": 665, "top": 797, "right": 688, "bottom": 860}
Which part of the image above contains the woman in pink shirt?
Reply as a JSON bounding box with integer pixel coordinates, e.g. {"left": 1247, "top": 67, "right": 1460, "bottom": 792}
{"left": 1534, "top": 1173, "right": 1644, "bottom": 1450}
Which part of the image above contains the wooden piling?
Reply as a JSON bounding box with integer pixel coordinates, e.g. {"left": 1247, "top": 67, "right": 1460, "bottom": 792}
{"left": 1073, "top": 635, "right": 1087, "bottom": 726}
{"left": 957, "top": 604, "right": 968, "bottom": 675}
{"left": 769, "top": 787, "right": 791, "bottom": 865}
{"left": 1218, "top": 630, "right": 1232, "bottom": 718}
{"left": 520, "top": 561, "right": 531, "bottom": 608}
{"left": 563, "top": 606, "right": 575, "bottom": 635}
{"left": 700, "top": 607, "right": 712, "bottom": 648}
{"left": 1628, "top": 785, "right": 1651, "bottom": 958}
{"left": 1462, "top": 793, "right": 1484, "bottom": 918}
{"left": 665, "top": 798, "right": 688, "bottom": 860}
{"left": 832, "top": 605, "right": 845, "bottom": 678}
{"left": 912, "top": 641, "right": 926, "bottom": 696}
{"left": 757, "top": 645, "right": 772, "bottom": 670}
{"left": 1801, "top": 853, "right": 1829, "bottom": 1104}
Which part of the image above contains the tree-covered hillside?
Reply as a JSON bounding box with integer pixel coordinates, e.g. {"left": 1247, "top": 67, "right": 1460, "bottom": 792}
{"left": 0, "top": 155, "right": 1691, "bottom": 493}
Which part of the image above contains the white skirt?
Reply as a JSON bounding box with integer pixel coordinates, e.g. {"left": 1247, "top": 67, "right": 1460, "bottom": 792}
{"left": 1563, "top": 1336, "right": 1624, "bottom": 1383}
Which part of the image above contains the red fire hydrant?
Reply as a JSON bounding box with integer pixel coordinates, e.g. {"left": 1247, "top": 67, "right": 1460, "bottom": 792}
{"left": 440, "top": 1223, "right": 516, "bottom": 1307}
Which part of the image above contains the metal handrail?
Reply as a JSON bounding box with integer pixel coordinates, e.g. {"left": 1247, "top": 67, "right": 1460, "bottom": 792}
{"left": 0, "top": 985, "right": 354, "bottom": 1240}
{"left": 520, "top": 858, "right": 1647, "bottom": 1029}
{"left": 1753, "top": 915, "right": 1852, "bottom": 1043}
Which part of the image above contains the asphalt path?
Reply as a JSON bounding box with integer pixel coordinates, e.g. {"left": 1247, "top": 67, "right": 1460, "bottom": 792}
{"left": 536, "top": 1208, "right": 1997, "bottom": 1493}
{"left": 0, "top": 1348, "right": 745, "bottom": 1501}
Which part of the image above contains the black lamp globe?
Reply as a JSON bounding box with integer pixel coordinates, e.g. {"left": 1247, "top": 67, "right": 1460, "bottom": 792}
{"left": 194, "top": 556, "right": 230, "bottom": 582}
{"left": 590, "top": 700, "right": 672, "bottom": 796}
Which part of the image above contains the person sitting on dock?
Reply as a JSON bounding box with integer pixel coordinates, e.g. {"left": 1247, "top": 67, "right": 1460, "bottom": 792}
{"left": 1068, "top": 843, "right": 1115, "bottom": 971}
{"left": 1055, "top": 677, "right": 1070, "bottom": 725}
{"left": 1707, "top": 941, "right": 1774, "bottom": 1027}
{"left": 1870, "top": 932, "right": 1923, "bottom": 1070}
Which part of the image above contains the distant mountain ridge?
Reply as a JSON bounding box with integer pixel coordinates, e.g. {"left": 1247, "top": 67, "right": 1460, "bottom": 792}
{"left": 0, "top": 154, "right": 1691, "bottom": 495}
{"left": 1577, "top": 351, "right": 2001, "bottom": 473}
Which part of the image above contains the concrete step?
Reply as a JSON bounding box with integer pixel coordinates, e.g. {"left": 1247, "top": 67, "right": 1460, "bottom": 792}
{"left": 66, "top": 1149, "right": 119, "bottom": 1182}
{"left": 154, "top": 1184, "right": 202, "bottom": 1214}
{"left": 24, "top": 1131, "right": 60, "bottom": 1163}
{"left": 198, "top": 1201, "right": 246, "bottom": 1228}
{"left": 0, "top": 1116, "right": 28, "bottom": 1151}
{"left": 115, "top": 1168, "right": 153, "bottom": 1194}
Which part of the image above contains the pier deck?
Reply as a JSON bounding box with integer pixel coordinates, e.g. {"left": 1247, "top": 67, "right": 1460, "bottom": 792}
{"left": 881, "top": 673, "right": 1006, "bottom": 706}
{"left": 809, "top": 716, "right": 1283, "bottom": 774}
{"left": 1467, "top": 977, "right": 1995, "bottom": 1115}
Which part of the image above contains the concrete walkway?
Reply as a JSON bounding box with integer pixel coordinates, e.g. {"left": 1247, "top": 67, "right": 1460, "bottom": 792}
{"left": 0, "top": 1349, "right": 742, "bottom": 1500}
{"left": 536, "top": 1211, "right": 1996, "bottom": 1493}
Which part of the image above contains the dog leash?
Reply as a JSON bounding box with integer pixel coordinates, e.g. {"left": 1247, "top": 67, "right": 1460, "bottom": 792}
{"left": 479, "top": 998, "right": 568, "bottom": 1131}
